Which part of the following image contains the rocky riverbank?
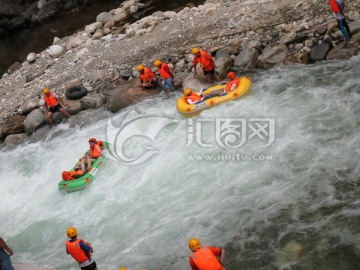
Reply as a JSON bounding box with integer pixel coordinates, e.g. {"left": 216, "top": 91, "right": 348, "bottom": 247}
{"left": 0, "top": 0, "right": 360, "bottom": 147}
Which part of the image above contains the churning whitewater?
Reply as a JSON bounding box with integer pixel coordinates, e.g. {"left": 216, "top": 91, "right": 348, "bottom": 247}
{"left": 1, "top": 55, "right": 359, "bottom": 269}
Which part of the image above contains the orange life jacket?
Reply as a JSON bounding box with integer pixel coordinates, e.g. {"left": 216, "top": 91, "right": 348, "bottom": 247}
{"left": 89, "top": 141, "right": 102, "bottom": 158}
{"left": 44, "top": 92, "right": 59, "bottom": 107}
{"left": 190, "top": 247, "right": 224, "bottom": 270}
{"left": 140, "top": 68, "right": 156, "bottom": 82}
{"left": 184, "top": 93, "right": 203, "bottom": 104}
{"left": 159, "top": 63, "right": 172, "bottom": 79}
{"left": 194, "top": 50, "right": 214, "bottom": 71}
{"left": 224, "top": 78, "right": 241, "bottom": 93}
{"left": 63, "top": 169, "right": 84, "bottom": 181}
{"left": 329, "top": 0, "right": 341, "bottom": 13}
{"left": 66, "top": 239, "right": 90, "bottom": 263}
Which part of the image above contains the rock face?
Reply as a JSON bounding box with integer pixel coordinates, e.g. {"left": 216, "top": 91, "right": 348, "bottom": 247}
{"left": 0, "top": 0, "right": 100, "bottom": 37}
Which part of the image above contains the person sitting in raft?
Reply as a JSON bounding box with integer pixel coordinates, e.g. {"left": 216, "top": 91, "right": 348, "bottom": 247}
{"left": 62, "top": 164, "right": 86, "bottom": 181}
{"left": 136, "top": 64, "right": 158, "bottom": 89}
{"left": 42, "top": 87, "right": 71, "bottom": 127}
{"left": 183, "top": 88, "right": 207, "bottom": 104}
{"left": 81, "top": 138, "right": 104, "bottom": 172}
{"left": 224, "top": 71, "right": 241, "bottom": 93}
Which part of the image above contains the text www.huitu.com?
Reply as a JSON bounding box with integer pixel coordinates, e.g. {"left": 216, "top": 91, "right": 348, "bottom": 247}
{"left": 186, "top": 154, "right": 273, "bottom": 161}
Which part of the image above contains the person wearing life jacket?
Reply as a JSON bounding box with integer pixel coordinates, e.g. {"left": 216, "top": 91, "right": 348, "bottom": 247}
{"left": 65, "top": 227, "right": 97, "bottom": 270}
{"left": 224, "top": 72, "right": 241, "bottom": 93}
{"left": 42, "top": 87, "right": 71, "bottom": 127}
{"left": 183, "top": 88, "right": 205, "bottom": 104}
{"left": 329, "top": 0, "right": 351, "bottom": 41}
{"left": 81, "top": 138, "right": 104, "bottom": 172}
{"left": 62, "top": 164, "right": 86, "bottom": 181}
{"left": 153, "top": 60, "right": 175, "bottom": 96}
{"left": 188, "top": 238, "right": 226, "bottom": 270}
{"left": 136, "top": 64, "right": 158, "bottom": 89}
{"left": 192, "top": 47, "right": 221, "bottom": 83}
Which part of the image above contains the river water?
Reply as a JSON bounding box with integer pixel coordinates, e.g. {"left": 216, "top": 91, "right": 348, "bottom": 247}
{"left": 1, "top": 54, "right": 359, "bottom": 269}
{"left": 0, "top": 0, "right": 205, "bottom": 77}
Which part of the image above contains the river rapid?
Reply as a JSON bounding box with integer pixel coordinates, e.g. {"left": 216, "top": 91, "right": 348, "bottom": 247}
{"left": 1, "top": 55, "right": 359, "bottom": 269}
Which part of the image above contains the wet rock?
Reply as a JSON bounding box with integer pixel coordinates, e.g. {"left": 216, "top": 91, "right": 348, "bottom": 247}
{"left": 284, "top": 51, "right": 310, "bottom": 65}
{"left": 4, "top": 133, "right": 27, "bottom": 147}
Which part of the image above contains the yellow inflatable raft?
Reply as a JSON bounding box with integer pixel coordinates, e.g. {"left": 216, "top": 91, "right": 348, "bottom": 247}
{"left": 176, "top": 77, "right": 251, "bottom": 117}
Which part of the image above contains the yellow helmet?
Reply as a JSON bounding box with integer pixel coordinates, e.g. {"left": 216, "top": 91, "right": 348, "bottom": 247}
{"left": 188, "top": 238, "right": 201, "bottom": 251}
{"left": 43, "top": 88, "right": 50, "bottom": 94}
{"left": 66, "top": 227, "right": 78, "bottom": 238}
{"left": 153, "top": 59, "right": 162, "bottom": 67}
{"left": 191, "top": 47, "right": 200, "bottom": 54}
{"left": 137, "top": 64, "right": 145, "bottom": 71}
{"left": 118, "top": 268, "right": 128, "bottom": 270}
{"left": 184, "top": 88, "right": 192, "bottom": 96}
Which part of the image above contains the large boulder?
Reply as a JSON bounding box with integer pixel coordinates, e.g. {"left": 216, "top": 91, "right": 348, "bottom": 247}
{"left": 4, "top": 133, "right": 27, "bottom": 147}
{"left": 80, "top": 94, "right": 106, "bottom": 109}
{"left": 19, "top": 98, "right": 39, "bottom": 115}
{"left": 215, "top": 57, "right": 234, "bottom": 79}
{"left": 234, "top": 45, "right": 260, "bottom": 70}
{"left": 326, "top": 34, "right": 360, "bottom": 61}
{"left": 24, "top": 109, "right": 45, "bottom": 134}
{"left": 258, "top": 44, "right": 288, "bottom": 67}
{"left": 2, "top": 115, "right": 26, "bottom": 135}
{"left": 310, "top": 42, "right": 332, "bottom": 62}
{"left": 107, "top": 82, "right": 160, "bottom": 113}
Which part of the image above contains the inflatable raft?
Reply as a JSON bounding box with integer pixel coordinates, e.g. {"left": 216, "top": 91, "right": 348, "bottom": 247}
{"left": 176, "top": 77, "right": 251, "bottom": 117}
{"left": 58, "top": 142, "right": 109, "bottom": 193}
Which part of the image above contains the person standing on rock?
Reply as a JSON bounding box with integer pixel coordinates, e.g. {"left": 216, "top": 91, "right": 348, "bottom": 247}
{"left": 0, "top": 237, "right": 14, "bottom": 270}
{"left": 153, "top": 60, "right": 175, "bottom": 96}
{"left": 136, "top": 64, "right": 158, "bottom": 89}
{"left": 329, "top": 0, "right": 351, "bottom": 41}
{"left": 65, "top": 227, "right": 97, "bottom": 270}
{"left": 192, "top": 47, "right": 221, "bottom": 83}
{"left": 42, "top": 87, "right": 71, "bottom": 127}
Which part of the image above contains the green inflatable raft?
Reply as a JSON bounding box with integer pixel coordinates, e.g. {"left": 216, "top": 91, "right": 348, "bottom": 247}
{"left": 58, "top": 142, "right": 109, "bottom": 193}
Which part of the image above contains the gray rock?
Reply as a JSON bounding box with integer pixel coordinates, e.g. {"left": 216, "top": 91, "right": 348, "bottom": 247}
{"left": 2, "top": 115, "right": 26, "bottom": 135}
{"left": 310, "top": 42, "right": 332, "bottom": 62}
{"left": 4, "top": 133, "right": 27, "bottom": 147}
{"left": 24, "top": 108, "right": 45, "bottom": 134}
{"left": 80, "top": 94, "right": 106, "bottom": 109}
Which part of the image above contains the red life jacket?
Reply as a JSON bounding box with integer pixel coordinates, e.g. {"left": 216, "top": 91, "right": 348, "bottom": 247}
{"left": 184, "top": 93, "right": 203, "bottom": 104}
{"left": 329, "top": 0, "right": 341, "bottom": 13}
{"left": 224, "top": 78, "right": 241, "bottom": 93}
{"left": 140, "top": 68, "right": 156, "bottom": 82}
{"left": 66, "top": 239, "right": 90, "bottom": 263}
{"left": 44, "top": 92, "right": 59, "bottom": 107}
{"left": 190, "top": 247, "right": 224, "bottom": 270}
{"left": 194, "top": 50, "right": 214, "bottom": 71}
{"left": 159, "top": 63, "right": 172, "bottom": 79}
{"left": 89, "top": 141, "right": 102, "bottom": 158}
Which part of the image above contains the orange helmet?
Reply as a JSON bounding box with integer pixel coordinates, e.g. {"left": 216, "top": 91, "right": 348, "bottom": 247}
{"left": 188, "top": 238, "right": 202, "bottom": 251}
{"left": 184, "top": 88, "right": 192, "bottom": 96}
{"left": 66, "top": 227, "right": 78, "bottom": 238}
{"left": 137, "top": 64, "right": 145, "bottom": 71}
{"left": 153, "top": 60, "right": 162, "bottom": 67}
{"left": 192, "top": 47, "right": 200, "bottom": 54}
{"left": 227, "top": 71, "right": 236, "bottom": 80}
{"left": 88, "top": 138, "right": 97, "bottom": 143}
{"left": 43, "top": 88, "right": 50, "bottom": 94}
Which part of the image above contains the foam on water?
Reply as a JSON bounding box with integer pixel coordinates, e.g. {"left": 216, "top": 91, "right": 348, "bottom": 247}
{"left": 1, "top": 55, "right": 360, "bottom": 269}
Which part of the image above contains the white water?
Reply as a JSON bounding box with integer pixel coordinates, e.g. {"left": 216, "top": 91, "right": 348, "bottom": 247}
{"left": 1, "top": 55, "right": 360, "bottom": 270}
